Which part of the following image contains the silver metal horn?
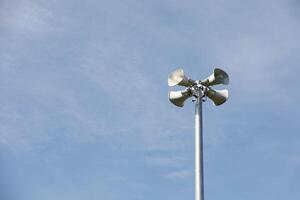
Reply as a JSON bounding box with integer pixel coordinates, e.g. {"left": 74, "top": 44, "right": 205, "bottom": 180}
{"left": 206, "top": 88, "right": 229, "bottom": 106}
{"left": 168, "top": 89, "right": 193, "bottom": 107}
{"left": 201, "top": 68, "right": 229, "bottom": 86}
{"left": 168, "top": 68, "right": 195, "bottom": 87}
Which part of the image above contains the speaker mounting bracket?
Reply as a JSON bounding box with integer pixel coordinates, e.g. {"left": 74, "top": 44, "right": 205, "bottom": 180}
{"left": 189, "top": 81, "right": 209, "bottom": 99}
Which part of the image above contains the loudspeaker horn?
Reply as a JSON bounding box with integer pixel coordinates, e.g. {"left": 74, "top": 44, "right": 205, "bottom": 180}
{"left": 201, "top": 68, "right": 229, "bottom": 86}
{"left": 168, "top": 68, "right": 195, "bottom": 87}
{"left": 206, "top": 88, "right": 229, "bottom": 106}
{"left": 168, "top": 89, "right": 193, "bottom": 107}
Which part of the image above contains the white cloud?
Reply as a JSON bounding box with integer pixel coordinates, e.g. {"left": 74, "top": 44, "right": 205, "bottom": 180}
{"left": 200, "top": 0, "right": 300, "bottom": 103}
{"left": 0, "top": 1, "right": 66, "bottom": 34}
{"left": 162, "top": 169, "right": 192, "bottom": 180}
{"left": 145, "top": 156, "right": 185, "bottom": 167}
{"left": 77, "top": 33, "right": 193, "bottom": 151}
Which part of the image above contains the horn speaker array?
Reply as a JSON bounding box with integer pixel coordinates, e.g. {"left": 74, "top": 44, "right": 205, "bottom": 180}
{"left": 168, "top": 67, "right": 230, "bottom": 107}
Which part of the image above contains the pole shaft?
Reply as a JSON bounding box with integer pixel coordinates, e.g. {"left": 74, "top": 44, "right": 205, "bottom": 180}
{"left": 195, "top": 95, "right": 204, "bottom": 200}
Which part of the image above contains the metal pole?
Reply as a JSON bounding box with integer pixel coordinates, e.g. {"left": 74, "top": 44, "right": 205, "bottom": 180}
{"left": 195, "top": 93, "right": 204, "bottom": 200}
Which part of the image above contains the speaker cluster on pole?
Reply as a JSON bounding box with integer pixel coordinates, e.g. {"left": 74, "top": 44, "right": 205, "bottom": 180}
{"left": 168, "top": 68, "right": 230, "bottom": 107}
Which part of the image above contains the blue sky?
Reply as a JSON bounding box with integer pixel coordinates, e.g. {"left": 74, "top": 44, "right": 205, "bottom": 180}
{"left": 1, "top": 0, "right": 300, "bottom": 199}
